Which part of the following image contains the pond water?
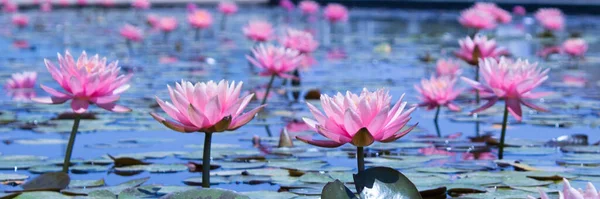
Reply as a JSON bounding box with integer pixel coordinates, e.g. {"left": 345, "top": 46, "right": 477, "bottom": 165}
{"left": 1, "top": 5, "right": 600, "bottom": 198}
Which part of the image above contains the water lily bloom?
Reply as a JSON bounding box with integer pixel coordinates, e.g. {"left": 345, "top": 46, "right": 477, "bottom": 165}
{"left": 513, "top": 6, "right": 526, "bottom": 16}
{"left": 299, "top": 0, "right": 319, "bottom": 15}
{"left": 150, "top": 80, "right": 265, "bottom": 133}
{"left": 562, "top": 38, "right": 588, "bottom": 58}
{"left": 415, "top": 76, "right": 462, "bottom": 112}
{"left": 528, "top": 179, "right": 600, "bottom": 199}
{"left": 455, "top": 35, "right": 508, "bottom": 65}
{"left": 280, "top": 0, "right": 294, "bottom": 12}
{"left": 436, "top": 59, "right": 462, "bottom": 77}
{"left": 537, "top": 45, "right": 561, "bottom": 58}
{"left": 298, "top": 89, "right": 417, "bottom": 148}
{"left": 458, "top": 8, "right": 496, "bottom": 30}
{"left": 158, "top": 17, "right": 178, "bottom": 32}
{"left": 120, "top": 24, "right": 143, "bottom": 42}
{"left": 132, "top": 0, "right": 150, "bottom": 9}
{"left": 247, "top": 44, "right": 304, "bottom": 79}
{"left": 188, "top": 10, "right": 213, "bottom": 30}
{"left": 281, "top": 28, "right": 319, "bottom": 54}
{"left": 33, "top": 51, "right": 132, "bottom": 113}
{"left": 473, "top": 2, "right": 512, "bottom": 24}
{"left": 186, "top": 3, "right": 197, "bottom": 13}
{"left": 5, "top": 71, "right": 36, "bottom": 89}
{"left": 324, "top": 3, "right": 348, "bottom": 23}
{"left": 40, "top": 2, "right": 52, "bottom": 12}
{"left": 100, "top": 0, "right": 114, "bottom": 7}
{"left": 217, "top": 1, "right": 237, "bottom": 15}
{"left": 76, "top": 0, "right": 87, "bottom": 6}
{"left": 58, "top": 0, "right": 70, "bottom": 7}
{"left": 146, "top": 14, "right": 159, "bottom": 27}
{"left": 3, "top": 1, "right": 18, "bottom": 13}
{"left": 535, "top": 8, "right": 564, "bottom": 31}
{"left": 11, "top": 14, "right": 29, "bottom": 28}
{"left": 243, "top": 20, "right": 273, "bottom": 42}
{"left": 462, "top": 57, "right": 549, "bottom": 121}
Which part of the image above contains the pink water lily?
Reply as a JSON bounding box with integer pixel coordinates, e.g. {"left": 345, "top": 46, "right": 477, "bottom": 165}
{"left": 473, "top": 2, "right": 512, "bottom": 24}
{"left": 33, "top": 51, "right": 132, "bottom": 113}
{"left": 132, "top": 0, "right": 150, "bottom": 10}
{"left": 562, "top": 38, "right": 587, "bottom": 58}
{"left": 11, "top": 14, "right": 29, "bottom": 28}
{"left": 188, "top": 10, "right": 213, "bottom": 29}
{"left": 151, "top": 80, "right": 265, "bottom": 133}
{"left": 120, "top": 24, "right": 143, "bottom": 42}
{"left": 247, "top": 44, "right": 304, "bottom": 79}
{"left": 158, "top": 17, "right": 178, "bottom": 32}
{"left": 146, "top": 14, "right": 159, "bottom": 27}
{"left": 243, "top": 20, "right": 273, "bottom": 42}
{"left": 299, "top": 0, "right": 319, "bottom": 15}
{"left": 462, "top": 57, "right": 550, "bottom": 121}
{"left": 436, "top": 59, "right": 462, "bottom": 78}
{"left": 218, "top": 1, "right": 237, "bottom": 15}
{"left": 3, "top": 1, "right": 18, "bottom": 13}
{"left": 324, "top": 3, "right": 348, "bottom": 23}
{"left": 513, "top": 6, "right": 526, "bottom": 16}
{"left": 280, "top": 0, "right": 294, "bottom": 12}
{"left": 458, "top": 8, "right": 496, "bottom": 30}
{"left": 535, "top": 8, "right": 564, "bottom": 31}
{"left": 5, "top": 71, "right": 36, "bottom": 89}
{"left": 455, "top": 35, "right": 508, "bottom": 65}
{"left": 100, "top": 0, "right": 114, "bottom": 8}
{"left": 281, "top": 28, "right": 319, "bottom": 54}
{"left": 298, "top": 88, "right": 418, "bottom": 148}
{"left": 528, "top": 179, "right": 600, "bottom": 199}
{"left": 40, "top": 2, "right": 52, "bottom": 12}
{"left": 415, "top": 76, "right": 462, "bottom": 112}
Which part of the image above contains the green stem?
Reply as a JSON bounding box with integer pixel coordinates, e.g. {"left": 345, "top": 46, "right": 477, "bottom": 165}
{"left": 202, "top": 132, "right": 213, "bottom": 188}
{"left": 357, "top": 147, "right": 364, "bottom": 172}
{"left": 434, "top": 106, "right": 441, "bottom": 138}
{"left": 498, "top": 104, "right": 509, "bottom": 160}
{"left": 475, "top": 66, "right": 480, "bottom": 105}
{"left": 261, "top": 74, "right": 276, "bottom": 106}
{"left": 264, "top": 125, "right": 272, "bottom": 137}
{"left": 220, "top": 15, "right": 227, "bottom": 31}
{"left": 62, "top": 114, "right": 81, "bottom": 173}
{"left": 194, "top": 29, "right": 200, "bottom": 41}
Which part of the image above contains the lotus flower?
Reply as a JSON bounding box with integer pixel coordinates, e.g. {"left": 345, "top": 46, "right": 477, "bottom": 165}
{"left": 146, "top": 14, "right": 159, "bottom": 27}
{"left": 8, "top": 89, "right": 36, "bottom": 101}
{"left": 299, "top": 0, "right": 319, "bottom": 15}
{"left": 120, "top": 24, "right": 143, "bottom": 42}
{"left": 132, "top": 0, "right": 150, "bottom": 10}
{"left": 324, "top": 3, "right": 348, "bottom": 23}
{"left": 5, "top": 71, "right": 36, "bottom": 89}
{"left": 100, "top": 0, "right": 114, "bottom": 7}
{"left": 33, "top": 51, "right": 132, "bottom": 113}
{"left": 281, "top": 28, "right": 319, "bottom": 54}
{"left": 462, "top": 57, "right": 549, "bottom": 121}
{"left": 11, "top": 14, "right": 29, "bottom": 28}
{"left": 76, "top": 0, "right": 87, "bottom": 6}
{"left": 158, "top": 17, "right": 178, "bottom": 32}
{"left": 40, "top": 2, "right": 52, "bottom": 12}
{"left": 217, "top": 1, "right": 237, "bottom": 15}
{"left": 186, "top": 3, "right": 197, "bottom": 13}
{"left": 562, "top": 38, "right": 587, "bottom": 58}
{"left": 188, "top": 10, "right": 212, "bottom": 29}
{"left": 473, "top": 2, "right": 512, "bottom": 23}
{"left": 150, "top": 80, "right": 265, "bottom": 133}
{"left": 3, "top": 1, "right": 18, "bottom": 13}
{"left": 415, "top": 76, "right": 462, "bottom": 111}
{"left": 455, "top": 35, "right": 508, "bottom": 65}
{"left": 436, "top": 59, "right": 462, "bottom": 77}
{"left": 537, "top": 45, "right": 561, "bottom": 58}
{"left": 243, "top": 20, "right": 273, "bottom": 42}
{"left": 535, "top": 8, "right": 564, "bottom": 31}
{"left": 247, "top": 44, "right": 304, "bottom": 79}
{"left": 528, "top": 179, "right": 600, "bottom": 199}
{"left": 297, "top": 88, "right": 417, "bottom": 148}
{"left": 58, "top": 0, "right": 70, "bottom": 7}
{"left": 280, "top": 0, "right": 294, "bottom": 12}
{"left": 458, "top": 8, "right": 496, "bottom": 30}
{"left": 513, "top": 6, "right": 526, "bottom": 16}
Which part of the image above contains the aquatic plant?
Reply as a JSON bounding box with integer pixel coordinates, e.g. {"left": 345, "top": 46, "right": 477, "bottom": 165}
{"left": 188, "top": 10, "right": 213, "bottom": 41}
{"left": 217, "top": 1, "right": 237, "bottom": 31}
{"left": 415, "top": 76, "right": 462, "bottom": 137}
{"left": 243, "top": 20, "right": 273, "bottom": 43}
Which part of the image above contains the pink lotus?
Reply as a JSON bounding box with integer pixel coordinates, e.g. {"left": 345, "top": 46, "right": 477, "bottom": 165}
{"left": 8, "top": 89, "right": 36, "bottom": 102}
{"left": 298, "top": 89, "right": 417, "bottom": 148}
{"left": 281, "top": 28, "right": 319, "bottom": 54}
{"left": 33, "top": 51, "right": 132, "bottom": 113}
{"left": 513, "top": 6, "right": 526, "bottom": 16}
{"left": 151, "top": 80, "right": 265, "bottom": 133}
{"left": 131, "top": 0, "right": 150, "bottom": 10}
{"left": 415, "top": 76, "right": 462, "bottom": 111}
{"left": 5, "top": 71, "right": 36, "bottom": 89}
{"left": 562, "top": 74, "right": 587, "bottom": 87}
{"left": 243, "top": 20, "right": 273, "bottom": 42}
{"left": 76, "top": 0, "right": 87, "bottom": 6}
{"left": 247, "top": 44, "right": 304, "bottom": 79}
{"left": 324, "top": 3, "right": 348, "bottom": 23}
{"left": 186, "top": 3, "right": 197, "bottom": 13}
{"left": 299, "top": 0, "right": 319, "bottom": 15}
{"left": 3, "top": 1, "right": 18, "bottom": 13}
{"left": 562, "top": 38, "right": 588, "bottom": 58}
{"left": 462, "top": 57, "right": 549, "bottom": 121}
{"left": 462, "top": 152, "right": 496, "bottom": 160}
{"left": 146, "top": 14, "right": 159, "bottom": 27}
{"left": 528, "top": 179, "right": 600, "bottom": 199}
{"left": 40, "top": 2, "right": 52, "bottom": 12}
{"left": 158, "top": 17, "right": 178, "bottom": 32}
{"left": 100, "top": 0, "right": 114, "bottom": 7}
{"left": 120, "top": 24, "right": 143, "bottom": 42}
{"left": 58, "top": 0, "right": 70, "bottom": 7}
{"left": 217, "top": 1, "right": 237, "bottom": 15}
{"left": 455, "top": 35, "right": 508, "bottom": 65}
{"left": 11, "top": 14, "right": 29, "bottom": 28}
{"left": 188, "top": 10, "right": 213, "bottom": 30}
{"left": 535, "top": 8, "right": 564, "bottom": 31}
{"left": 420, "top": 147, "right": 455, "bottom": 156}
{"left": 280, "top": 0, "right": 294, "bottom": 12}
{"left": 473, "top": 2, "right": 512, "bottom": 23}
{"left": 537, "top": 45, "right": 561, "bottom": 58}
{"left": 436, "top": 59, "right": 462, "bottom": 77}
{"left": 458, "top": 8, "right": 496, "bottom": 30}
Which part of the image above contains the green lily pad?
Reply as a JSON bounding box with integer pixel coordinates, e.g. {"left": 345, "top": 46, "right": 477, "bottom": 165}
{"left": 118, "top": 138, "right": 175, "bottom": 144}
{"left": 0, "top": 161, "right": 43, "bottom": 170}
{"left": 504, "top": 147, "right": 557, "bottom": 156}
{"left": 160, "top": 188, "right": 249, "bottom": 199}
{"left": 298, "top": 172, "right": 335, "bottom": 184}
{"left": 561, "top": 146, "right": 600, "bottom": 154}
{"left": 86, "top": 190, "right": 116, "bottom": 199}
{"left": 70, "top": 165, "right": 108, "bottom": 173}
{"left": 217, "top": 162, "right": 266, "bottom": 170}
{"left": 13, "top": 191, "right": 72, "bottom": 199}
{"left": 13, "top": 139, "right": 67, "bottom": 145}
{"left": 415, "top": 167, "right": 469, "bottom": 174}
{"left": 228, "top": 175, "right": 271, "bottom": 184}
{"left": 146, "top": 164, "right": 189, "bottom": 173}
{"left": 0, "top": 173, "right": 29, "bottom": 181}
{"left": 243, "top": 191, "right": 298, "bottom": 199}
{"left": 22, "top": 172, "right": 70, "bottom": 191}
{"left": 321, "top": 180, "right": 356, "bottom": 199}
{"left": 353, "top": 167, "right": 422, "bottom": 199}
{"left": 28, "top": 165, "right": 62, "bottom": 174}
{"left": 0, "top": 155, "right": 47, "bottom": 161}
{"left": 502, "top": 176, "right": 552, "bottom": 187}
{"left": 68, "top": 179, "right": 105, "bottom": 188}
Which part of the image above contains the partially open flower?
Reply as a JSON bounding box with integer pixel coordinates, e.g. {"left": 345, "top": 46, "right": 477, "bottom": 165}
{"left": 243, "top": 20, "right": 273, "bottom": 42}
{"left": 535, "top": 8, "right": 565, "bottom": 31}
{"left": 281, "top": 28, "right": 319, "bottom": 54}
{"left": 132, "top": 0, "right": 150, "bottom": 10}
{"left": 324, "top": 3, "right": 348, "bottom": 23}
{"left": 455, "top": 35, "right": 508, "bottom": 65}
{"left": 299, "top": 0, "right": 319, "bottom": 15}
{"left": 120, "top": 24, "right": 144, "bottom": 42}
{"left": 188, "top": 10, "right": 213, "bottom": 30}
{"left": 247, "top": 44, "right": 304, "bottom": 79}
{"left": 458, "top": 8, "right": 496, "bottom": 30}
{"left": 415, "top": 76, "right": 462, "bottom": 111}
{"left": 158, "top": 17, "right": 178, "bottom": 32}
{"left": 5, "top": 71, "right": 36, "bottom": 90}
{"left": 562, "top": 38, "right": 588, "bottom": 58}
{"left": 218, "top": 2, "right": 238, "bottom": 15}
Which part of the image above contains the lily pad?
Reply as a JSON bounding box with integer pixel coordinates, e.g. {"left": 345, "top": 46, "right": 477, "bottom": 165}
{"left": 160, "top": 188, "right": 250, "bottom": 199}
{"left": 243, "top": 191, "right": 298, "bottom": 199}
{"left": 321, "top": 180, "right": 356, "bottom": 199}
{"left": 68, "top": 179, "right": 105, "bottom": 188}
{"left": 13, "top": 191, "right": 72, "bottom": 199}
{"left": 0, "top": 173, "right": 29, "bottom": 182}
{"left": 353, "top": 167, "right": 422, "bottom": 199}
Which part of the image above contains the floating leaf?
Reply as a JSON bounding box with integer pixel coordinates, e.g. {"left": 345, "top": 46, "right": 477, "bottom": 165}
{"left": 160, "top": 188, "right": 250, "bottom": 199}
{"left": 243, "top": 191, "right": 297, "bottom": 199}
{"left": 321, "top": 180, "right": 356, "bottom": 199}
{"left": 22, "top": 172, "right": 70, "bottom": 191}
{"left": 0, "top": 173, "right": 29, "bottom": 182}
{"left": 68, "top": 179, "right": 105, "bottom": 188}
{"left": 86, "top": 190, "right": 116, "bottom": 199}
{"left": 28, "top": 165, "right": 62, "bottom": 174}
{"left": 107, "top": 154, "right": 150, "bottom": 167}
{"left": 353, "top": 167, "right": 422, "bottom": 199}
{"left": 70, "top": 165, "right": 109, "bottom": 174}
{"left": 12, "top": 191, "right": 71, "bottom": 199}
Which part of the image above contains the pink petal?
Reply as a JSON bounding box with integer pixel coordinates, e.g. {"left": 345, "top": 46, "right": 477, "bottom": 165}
{"left": 506, "top": 98, "right": 522, "bottom": 121}
{"left": 150, "top": 112, "right": 200, "bottom": 133}
{"left": 97, "top": 103, "right": 131, "bottom": 113}
{"left": 306, "top": 102, "right": 326, "bottom": 124}
{"left": 91, "top": 95, "right": 119, "bottom": 104}
{"left": 71, "top": 99, "right": 89, "bottom": 113}
{"left": 447, "top": 103, "right": 461, "bottom": 112}
{"left": 520, "top": 99, "right": 548, "bottom": 113}
{"left": 229, "top": 104, "right": 266, "bottom": 130}
{"left": 187, "top": 104, "right": 206, "bottom": 128}
{"left": 69, "top": 77, "right": 83, "bottom": 96}
{"left": 32, "top": 96, "right": 70, "bottom": 104}
{"left": 343, "top": 109, "right": 362, "bottom": 137}
{"left": 295, "top": 136, "right": 345, "bottom": 148}
{"left": 471, "top": 98, "right": 498, "bottom": 114}
{"left": 316, "top": 124, "right": 352, "bottom": 143}
{"left": 40, "top": 84, "right": 71, "bottom": 98}
{"left": 381, "top": 122, "right": 418, "bottom": 142}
